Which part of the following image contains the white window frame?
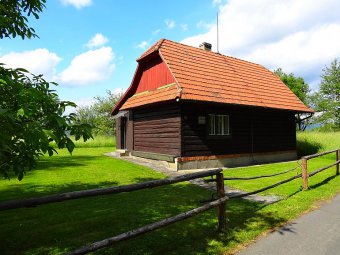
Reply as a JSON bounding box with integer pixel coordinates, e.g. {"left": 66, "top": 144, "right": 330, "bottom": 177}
{"left": 208, "top": 114, "right": 229, "bottom": 135}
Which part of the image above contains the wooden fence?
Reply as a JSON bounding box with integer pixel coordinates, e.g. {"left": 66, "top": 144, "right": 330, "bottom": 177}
{"left": 301, "top": 149, "right": 340, "bottom": 190}
{"left": 0, "top": 149, "right": 339, "bottom": 255}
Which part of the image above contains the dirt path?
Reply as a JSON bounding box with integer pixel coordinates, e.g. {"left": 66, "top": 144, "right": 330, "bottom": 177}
{"left": 105, "top": 153, "right": 281, "bottom": 204}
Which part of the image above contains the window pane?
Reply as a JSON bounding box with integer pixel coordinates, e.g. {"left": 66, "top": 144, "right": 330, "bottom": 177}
{"left": 223, "top": 115, "right": 229, "bottom": 135}
{"left": 216, "top": 115, "right": 222, "bottom": 135}
{"left": 208, "top": 114, "right": 215, "bottom": 135}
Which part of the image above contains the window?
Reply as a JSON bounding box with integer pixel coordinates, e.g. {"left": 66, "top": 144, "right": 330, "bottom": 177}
{"left": 208, "top": 114, "right": 229, "bottom": 135}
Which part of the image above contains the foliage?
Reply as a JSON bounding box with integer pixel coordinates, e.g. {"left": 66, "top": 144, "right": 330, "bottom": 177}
{"left": 274, "top": 68, "right": 312, "bottom": 131}
{"left": 75, "top": 90, "right": 122, "bottom": 136}
{"left": 0, "top": 0, "right": 93, "bottom": 180}
{"left": 0, "top": 0, "right": 46, "bottom": 39}
{"left": 311, "top": 59, "right": 340, "bottom": 130}
{"left": 1, "top": 146, "right": 340, "bottom": 254}
{"left": 274, "top": 68, "right": 310, "bottom": 104}
{"left": 0, "top": 66, "right": 93, "bottom": 180}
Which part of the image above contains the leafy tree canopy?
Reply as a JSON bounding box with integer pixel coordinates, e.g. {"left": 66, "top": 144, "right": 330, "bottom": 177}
{"left": 274, "top": 68, "right": 312, "bottom": 130}
{"left": 0, "top": 0, "right": 93, "bottom": 180}
{"left": 274, "top": 68, "right": 310, "bottom": 105}
{"left": 0, "top": 0, "right": 46, "bottom": 39}
{"left": 0, "top": 67, "right": 93, "bottom": 180}
{"left": 76, "top": 91, "right": 122, "bottom": 136}
{"left": 311, "top": 58, "right": 340, "bottom": 129}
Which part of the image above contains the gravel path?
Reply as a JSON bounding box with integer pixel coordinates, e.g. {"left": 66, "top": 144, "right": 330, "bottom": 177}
{"left": 105, "top": 152, "right": 281, "bottom": 204}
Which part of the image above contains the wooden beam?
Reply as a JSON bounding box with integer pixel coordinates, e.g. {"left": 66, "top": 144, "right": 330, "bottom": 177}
{"left": 336, "top": 150, "right": 339, "bottom": 175}
{"left": 65, "top": 196, "right": 229, "bottom": 255}
{"left": 301, "top": 157, "right": 308, "bottom": 190}
{"left": 229, "top": 173, "right": 302, "bottom": 199}
{"left": 216, "top": 172, "right": 226, "bottom": 232}
{"left": 0, "top": 169, "right": 222, "bottom": 211}
{"left": 308, "top": 160, "right": 340, "bottom": 177}
{"left": 304, "top": 149, "right": 338, "bottom": 160}
{"left": 205, "top": 166, "right": 298, "bottom": 182}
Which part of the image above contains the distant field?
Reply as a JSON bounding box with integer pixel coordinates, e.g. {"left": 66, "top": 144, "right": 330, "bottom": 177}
{"left": 296, "top": 131, "right": 340, "bottom": 157}
{"left": 51, "top": 135, "right": 116, "bottom": 149}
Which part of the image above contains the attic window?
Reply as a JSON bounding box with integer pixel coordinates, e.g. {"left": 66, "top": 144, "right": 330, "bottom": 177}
{"left": 208, "top": 114, "right": 229, "bottom": 135}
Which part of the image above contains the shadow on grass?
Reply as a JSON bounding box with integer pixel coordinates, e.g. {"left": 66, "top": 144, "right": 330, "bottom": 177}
{"left": 36, "top": 155, "right": 99, "bottom": 170}
{"left": 296, "top": 140, "right": 322, "bottom": 158}
{"left": 309, "top": 174, "right": 337, "bottom": 190}
{"left": 0, "top": 182, "right": 289, "bottom": 255}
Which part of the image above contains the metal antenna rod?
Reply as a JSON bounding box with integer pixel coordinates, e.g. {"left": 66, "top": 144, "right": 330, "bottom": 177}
{"left": 217, "top": 12, "right": 219, "bottom": 53}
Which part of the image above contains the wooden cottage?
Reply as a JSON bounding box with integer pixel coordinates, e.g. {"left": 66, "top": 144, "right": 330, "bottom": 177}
{"left": 111, "top": 39, "right": 313, "bottom": 170}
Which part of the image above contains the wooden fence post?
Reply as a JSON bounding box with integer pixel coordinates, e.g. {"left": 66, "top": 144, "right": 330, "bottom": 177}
{"left": 216, "top": 172, "right": 227, "bottom": 232}
{"left": 336, "top": 149, "right": 339, "bottom": 175}
{"left": 301, "top": 157, "right": 308, "bottom": 190}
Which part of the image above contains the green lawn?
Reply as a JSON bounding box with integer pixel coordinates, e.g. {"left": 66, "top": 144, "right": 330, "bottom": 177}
{"left": 0, "top": 132, "right": 340, "bottom": 255}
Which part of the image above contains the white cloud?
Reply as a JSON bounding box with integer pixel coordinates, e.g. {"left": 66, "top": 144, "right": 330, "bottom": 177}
{"left": 136, "top": 41, "right": 149, "bottom": 50}
{"left": 165, "top": 19, "right": 175, "bottom": 29}
{"left": 86, "top": 33, "right": 108, "bottom": 49}
{"left": 152, "top": 29, "right": 161, "bottom": 35}
{"left": 181, "top": 24, "right": 188, "bottom": 31}
{"left": 0, "top": 48, "right": 61, "bottom": 80}
{"left": 212, "top": 0, "right": 222, "bottom": 7}
{"left": 182, "top": 0, "right": 340, "bottom": 89}
{"left": 196, "top": 21, "right": 214, "bottom": 30}
{"left": 61, "top": 0, "right": 92, "bottom": 9}
{"left": 58, "top": 47, "right": 115, "bottom": 86}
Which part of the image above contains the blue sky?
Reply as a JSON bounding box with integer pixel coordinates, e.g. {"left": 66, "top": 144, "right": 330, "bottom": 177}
{"left": 1, "top": 0, "right": 340, "bottom": 108}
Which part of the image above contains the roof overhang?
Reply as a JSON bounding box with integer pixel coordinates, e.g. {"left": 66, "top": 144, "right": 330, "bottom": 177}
{"left": 112, "top": 110, "right": 129, "bottom": 119}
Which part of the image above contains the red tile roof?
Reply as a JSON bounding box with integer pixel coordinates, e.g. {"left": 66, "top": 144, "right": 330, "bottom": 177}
{"left": 112, "top": 39, "right": 313, "bottom": 114}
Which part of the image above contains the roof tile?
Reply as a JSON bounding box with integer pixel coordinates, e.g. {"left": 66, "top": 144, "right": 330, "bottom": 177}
{"left": 115, "top": 39, "right": 313, "bottom": 113}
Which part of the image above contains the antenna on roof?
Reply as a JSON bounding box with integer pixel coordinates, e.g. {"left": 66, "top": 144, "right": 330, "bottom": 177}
{"left": 217, "top": 12, "right": 219, "bottom": 53}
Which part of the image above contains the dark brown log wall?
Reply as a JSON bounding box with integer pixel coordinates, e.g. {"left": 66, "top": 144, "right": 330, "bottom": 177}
{"left": 133, "top": 104, "right": 181, "bottom": 156}
{"left": 116, "top": 117, "right": 121, "bottom": 149}
{"left": 181, "top": 102, "right": 296, "bottom": 157}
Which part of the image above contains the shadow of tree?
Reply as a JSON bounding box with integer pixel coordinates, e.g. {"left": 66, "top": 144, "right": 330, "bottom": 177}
{"left": 0, "top": 181, "right": 290, "bottom": 255}
{"left": 296, "top": 140, "right": 322, "bottom": 158}
{"left": 36, "top": 155, "right": 99, "bottom": 170}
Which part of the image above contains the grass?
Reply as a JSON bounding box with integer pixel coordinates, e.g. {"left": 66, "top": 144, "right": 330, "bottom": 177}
{"left": 296, "top": 131, "right": 340, "bottom": 157}
{"left": 51, "top": 135, "right": 116, "bottom": 149}
{"left": 0, "top": 132, "right": 339, "bottom": 255}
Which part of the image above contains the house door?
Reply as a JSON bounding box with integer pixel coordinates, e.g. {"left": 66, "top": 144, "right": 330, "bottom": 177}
{"left": 120, "top": 117, "right": 127, "bottom": 149}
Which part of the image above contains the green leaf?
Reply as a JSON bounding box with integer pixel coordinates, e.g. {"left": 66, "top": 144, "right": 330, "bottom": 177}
{"left": 66, "top": 138, "right": 75, "bottom": 154}
{"left": 17, "top": 108, "right": 25, "bottom": 117}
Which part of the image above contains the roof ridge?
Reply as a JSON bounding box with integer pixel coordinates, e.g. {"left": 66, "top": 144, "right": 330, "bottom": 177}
{"left": 161, "top": 38, "right": 264, "bottom": 68}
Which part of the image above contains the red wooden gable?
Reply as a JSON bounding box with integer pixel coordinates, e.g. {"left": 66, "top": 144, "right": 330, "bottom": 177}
{"left": 135, "top": 56, "right": 175, "bottom": 94}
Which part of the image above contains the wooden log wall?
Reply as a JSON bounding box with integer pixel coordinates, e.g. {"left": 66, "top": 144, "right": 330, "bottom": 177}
{"left": 181, "top": 102, "right": 296, "bottom": 157}
{"left": 133, "top": 104, "right": 181, "bottom": 156}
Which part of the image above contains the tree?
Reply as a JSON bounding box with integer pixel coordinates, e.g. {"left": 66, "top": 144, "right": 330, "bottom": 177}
{"left": 76, "top": 91, "right": 122, "bottom": 136}
{"left": 0, "top": 0, "right": 46, "bottom": 39}
{"left": 311, "top": 59, "right": 340, "bottom": 130}
{"left": 0, "top": 0, "right": 93, "bottom": 180}
{"left": 274, "top": 68, "right": 312, "bottom": 130}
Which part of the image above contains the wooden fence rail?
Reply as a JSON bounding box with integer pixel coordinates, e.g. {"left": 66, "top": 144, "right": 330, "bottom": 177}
{"left": 301, "top": 149, "right": 340, "bottom": 190}
{"left": 1, "top": 149, "right": 339, "bottom": 255}
{"left": 66, "top": 196, "right": 229, "bottom": 255}
{"left": 0, "top": 169, "right": 222, "bottom": 211}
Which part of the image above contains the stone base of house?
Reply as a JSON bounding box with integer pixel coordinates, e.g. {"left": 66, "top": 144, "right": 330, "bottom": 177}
{"left": 129, "top": 150, "right": 297, "bottom": 171}
{"left": 175, "top": 150, "right": 297, "bottom": 170}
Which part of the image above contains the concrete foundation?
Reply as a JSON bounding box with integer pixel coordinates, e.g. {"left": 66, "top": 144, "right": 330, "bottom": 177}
{"left": 176, "top": 150, "right": 297, "bottom": 170}
{"left": 126, "top": 150, "right": 297, "bottom": 171}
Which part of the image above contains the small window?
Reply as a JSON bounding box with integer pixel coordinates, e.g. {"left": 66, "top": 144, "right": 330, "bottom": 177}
{"left": 208, "top": 114, "right": 229, "bottom": 135}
